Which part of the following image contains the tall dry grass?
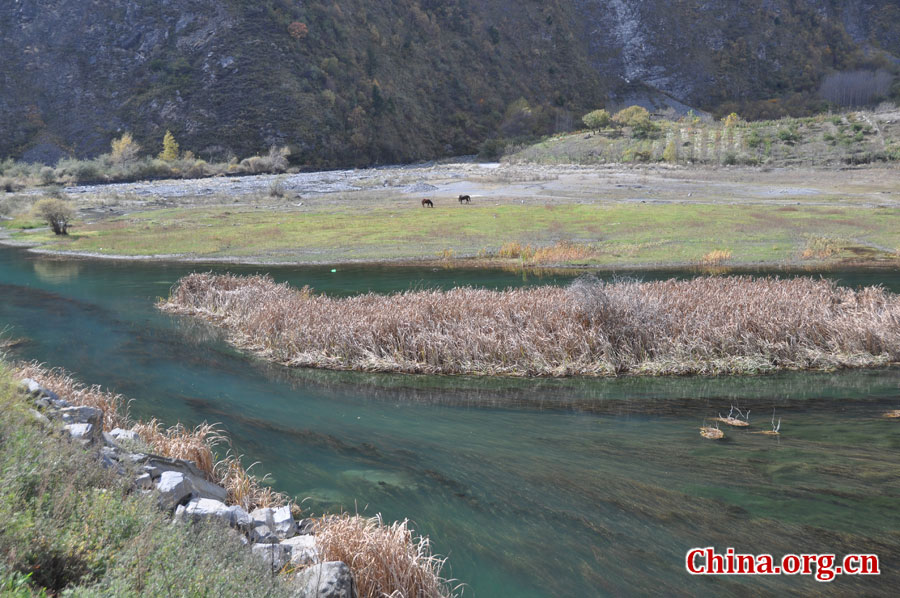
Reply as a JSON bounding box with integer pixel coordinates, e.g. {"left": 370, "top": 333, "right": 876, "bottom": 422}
{"left": 131, "top": 418, "right": 223, "bottom": 480}
{"left": 497, "top": 241, "right": 596, "bottom": 264}
{"left": 215, "top": 451, "right": 285, "bottom": 511}
{"left": 14, "top": 362, "right": 285, "bottom": 508}
{"left": 801, "top": 236, "right": 843, "bottom": 260}
{"left": 699, "top": 249, "right": 732, "bottom": 266}
{"left": 16, "top": 363, "right": 129, "bottom": 430}
{"left": 161, "top": 273, "right": 900, "bottom": 376}
{"left": 315, "top": 514, "right": 459, "bottom": 598}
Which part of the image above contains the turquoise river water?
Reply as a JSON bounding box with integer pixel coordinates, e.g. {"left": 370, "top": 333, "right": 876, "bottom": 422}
{"left": 1, "top": 246, "right": 898, "bottom": 597}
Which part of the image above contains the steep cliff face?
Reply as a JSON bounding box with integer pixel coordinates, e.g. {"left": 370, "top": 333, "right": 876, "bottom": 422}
{"left": 0, "top": 0, "right": 896, "bottom": 166}
{"left": 572, "top": 0, "right": 896, "bottom": 109}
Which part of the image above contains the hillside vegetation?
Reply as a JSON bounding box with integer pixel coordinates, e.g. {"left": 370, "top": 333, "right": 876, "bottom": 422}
{"left": 509, "top": 108, "right": 900, "bottom": 167}
{"left": 2, "top": 0, "right": 900, "bottom": 167}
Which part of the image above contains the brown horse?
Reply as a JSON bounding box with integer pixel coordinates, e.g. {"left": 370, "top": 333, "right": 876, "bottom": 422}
{"left": 421, "top": 198, "right": 434, "bottom": 208}
{"left": 458, "top": 194, "right": 471, "bottom": 204}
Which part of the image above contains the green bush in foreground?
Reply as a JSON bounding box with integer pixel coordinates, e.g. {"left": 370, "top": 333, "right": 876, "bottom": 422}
{"left": 0, "top": 365, "right": 292, "bottom": 598}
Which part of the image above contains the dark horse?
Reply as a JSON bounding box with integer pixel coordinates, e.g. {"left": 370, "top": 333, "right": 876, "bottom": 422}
{"left": 421, "top": 198, "right": 434, "bottom": 208}
{"left": 458, "top": 194, "right": 471, "bottom": 204}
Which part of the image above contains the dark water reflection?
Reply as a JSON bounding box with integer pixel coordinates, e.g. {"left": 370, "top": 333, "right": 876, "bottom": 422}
{"left": 1, "top": 247, "right": 899, "bottom": 597}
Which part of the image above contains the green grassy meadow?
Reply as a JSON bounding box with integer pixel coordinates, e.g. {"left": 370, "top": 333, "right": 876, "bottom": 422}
{"left": 13, "top": 201, "right": 900, "bottom": 267}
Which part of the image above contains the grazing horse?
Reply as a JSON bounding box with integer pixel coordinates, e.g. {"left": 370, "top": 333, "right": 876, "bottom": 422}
{"left": 458, "top": 194, "right": 471, "bottom": 204}
{"left": 421, "top": 198, "right": 434, "bottom": 208}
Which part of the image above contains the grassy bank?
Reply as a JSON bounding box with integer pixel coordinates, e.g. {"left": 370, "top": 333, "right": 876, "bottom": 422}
{"left": 160, "top": 273, "right": 900, "bottom": 377}
{"left": 9, "top": 201, "right": 900, "bottom": 267}
{"left": 0, "top": 363, "right": 295, "bottom": 597}
{"left": 14, "top": 363, "right": 281, "bottom": 511}
{"left": 2, "top": 362, "right": 457, "bottom": 597}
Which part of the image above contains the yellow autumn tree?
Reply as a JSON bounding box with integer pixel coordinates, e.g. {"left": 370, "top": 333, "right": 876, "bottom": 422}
{"left": 110, "top": 132, "right": 141, "bottom": 164}
{"left": 159, "top": 130, "right": 180, "bottom": 161}
{"left": 723, "top": 112, "right": 742, "bottom": 128}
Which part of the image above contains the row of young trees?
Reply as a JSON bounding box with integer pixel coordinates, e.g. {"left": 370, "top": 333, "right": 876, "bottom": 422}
{"left": 582, "top": 106, "right": 655, "bottom": 138}
{"left": 581, "top": 106, "right": 745, "bottom": 138}
{"left": 110, "top": 131, "right": 180, "bottom": 164}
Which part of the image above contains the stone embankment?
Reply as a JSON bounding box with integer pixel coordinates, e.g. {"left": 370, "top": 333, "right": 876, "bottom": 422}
{"left": 18, "top": 376, "right": 357, "bottom": 598}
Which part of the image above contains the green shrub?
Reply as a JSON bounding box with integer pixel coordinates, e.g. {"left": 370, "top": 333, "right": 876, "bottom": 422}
{"left": 32, "top": 197, "right": 74, "bottom": 235}
{"left": 777, "top": 128, "right": 799, "bottom": 144}
{"left": 662, "top": 139, "right": 677, "bottom": 163}
{"left": 622, "top": 147, "right": 651, "bottom": 162}
{"left": 1, "top": 177, "right": 24, "bottom": 193}
{"left": 478, "top": 137, "right": 507, "bottom": 160}
{"left": 38, "top": 167, "right": 56, "bottom": 186}
{"left": 722, "top": 112, "right": 741, "bottom": 127}
{"left": 55, "top": 159, "right": 102, "bottom": 184}
{"left": 746, "top": 130, "right": 764, "bottom": 148}
{"left": 612, "top": 106, "right": 656, "bottom": 138}
{"left": 582, "top": 109, "right": 611, "bottom": 132}
{"left": 0, "top": 566, "right": 46, "bottom": 597}
{"left": 612, "top": 105, "right": 650, "bottom": 128}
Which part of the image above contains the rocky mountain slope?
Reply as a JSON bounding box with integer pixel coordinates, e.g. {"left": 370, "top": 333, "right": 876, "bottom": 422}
{"left": 1, "top": 0, "right": 898, "bottom": 167}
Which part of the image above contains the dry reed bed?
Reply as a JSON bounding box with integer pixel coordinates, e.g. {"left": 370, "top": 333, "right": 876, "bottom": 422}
{"left": 161, "top": 273, "right": 900, "bottom": 377}
{"left": 314, "top": 514, "right": 459, "bottom": 598}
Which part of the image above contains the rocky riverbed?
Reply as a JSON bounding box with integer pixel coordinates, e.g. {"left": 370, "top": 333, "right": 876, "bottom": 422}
{"left": 25, "top": 161, "right": 900, "bottom": 220}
